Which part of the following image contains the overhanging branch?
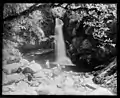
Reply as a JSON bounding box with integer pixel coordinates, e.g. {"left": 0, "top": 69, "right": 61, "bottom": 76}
{"left": 3, "top": 3, "right": 48, "bottom": 22}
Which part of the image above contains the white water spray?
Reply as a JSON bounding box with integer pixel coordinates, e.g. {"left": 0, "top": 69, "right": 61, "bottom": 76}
{"left": 53, "top": 18, "right": 75, "bottom": 66}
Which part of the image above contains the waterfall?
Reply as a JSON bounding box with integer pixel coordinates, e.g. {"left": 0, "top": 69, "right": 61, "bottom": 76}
{"left": 53, "top": 18, "right": 75, "bottom": 66}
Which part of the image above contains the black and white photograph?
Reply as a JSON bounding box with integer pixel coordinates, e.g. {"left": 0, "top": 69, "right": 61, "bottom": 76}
{"left": 2, "top": 3, "right": 117, "bottom": 95}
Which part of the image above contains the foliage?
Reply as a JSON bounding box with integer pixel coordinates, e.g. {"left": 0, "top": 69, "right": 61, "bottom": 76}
{"left": 3, "top": 7, "right": 54, "bottom": 45}
{"left": 57, "top": 3, "right": 117, "bottom": 65}
{"left": 3, "top": 3, "right": 117, "bottom": 67}
{"left": 3, "top": 39, "right": 22, "bottom": 65}
{"left": 65, "top": 4, "right": 117, "bottom": 41}
{"left": 3, "top": 3, "right": 34, "bottom": 19}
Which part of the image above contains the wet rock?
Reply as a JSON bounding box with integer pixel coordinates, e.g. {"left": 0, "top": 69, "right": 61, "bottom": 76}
{"left": 3, "top": 63, "right": 22, "bottom": 74}
{"left": 3, "top": 73, "right": 25, "bottom": 85}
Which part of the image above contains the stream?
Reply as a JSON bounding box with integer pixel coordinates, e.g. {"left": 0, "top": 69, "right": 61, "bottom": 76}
{"left": 23, "top": 49, "right": 94, "bottom": 73}
{"left": 22, "top": 18, "right": 93, "bottom": 73}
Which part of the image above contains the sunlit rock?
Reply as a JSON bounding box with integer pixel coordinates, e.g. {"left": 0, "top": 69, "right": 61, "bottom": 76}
{"left": 83, "top": 76, "right": 99, "bottom": 89}
{"left": 3, "top": 63, "right": 23, "bottom": 74}
{"left": 64, "top": 76, "right": 74, "bottom": 87}
{"left": 8, "top": 81, "right": 37, "bottom": 95}
{"left": 48, "top": 85, "right": 61, "bottom": 95}
{"left": 9, "top": 90, "right": 30, "bottom": 95}
{"left": 28, "top": 61, "right": 42, "bottom": 73}
{"left": 2, "top": 71, "right": 7, "bottom": 81}
{"left": 29, "top": 80, "right": 40, "bottom": 87}
{"left": 88, "top": 87, "right": 115, "bottom": 95}
{"left": 33, "top": 71, "right": 45, "bottom": 78}
{"left": 35, "top": 84, "right": 51, "bottom": 95}
{"left": 2, "top": 91, "right": 11, "bottom": 95}
{"left": 45, "top": 60, "right": 50, "bottom": 68}
{"left": 2, "top": 83, "right": 16, "bottom": 93}
{"left": 25, "top": 87, "right": 38, "bottom": 95}
{"left": 3, "top": 73, "right": 25, "bottom": 85}
{"left": 19, "top": 58, "right": 29, "bottom": 67}
{"left": 63, "top": 87, "right": 85, "bottom": 95}
{"left": 15, "top": 81, "right": 29, "bottom": 91}
{"left": 36, "top": 89, "right": 50, "bottom": 95}
{"left": 54, "top": 75, "right": 65, "bottom": 87}
{"left": 36, "top": 84, "right": 58, "bottom": 95}
{"left": 2, "top": 86, "right": 10, "bottom": 92}
{"left": 30, "top": 60, "right": 36, "bottom": 64}
{"left": 53, "top": 89, "right": 64, "bottom": 95}
{"left": 52, "top": 66, "right": 63, "bottom": 77}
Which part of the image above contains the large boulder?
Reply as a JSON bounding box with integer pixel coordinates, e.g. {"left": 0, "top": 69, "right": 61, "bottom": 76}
{"left": 22, "top": 67, "right": 35, "bottom": 75}
{"left": 27, "top": 60, "right": 42, "bottom": 73}
{"left": 2, "top": 73, "right": 25, "bottom": 85}
{"left": 3, "top": 63, "right": 23, "bottom": 74}
{"left": 19, "top": 58, "right": 29, "bottom": 67}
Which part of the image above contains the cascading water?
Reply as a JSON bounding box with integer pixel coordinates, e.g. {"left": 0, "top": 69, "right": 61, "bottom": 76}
{"left": 53, "top": 18, "right": 75, "bottom": 66}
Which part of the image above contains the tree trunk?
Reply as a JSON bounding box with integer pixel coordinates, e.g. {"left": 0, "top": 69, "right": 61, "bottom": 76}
{"left": 92, "top": 57, "right": 117, "bottom": 94}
